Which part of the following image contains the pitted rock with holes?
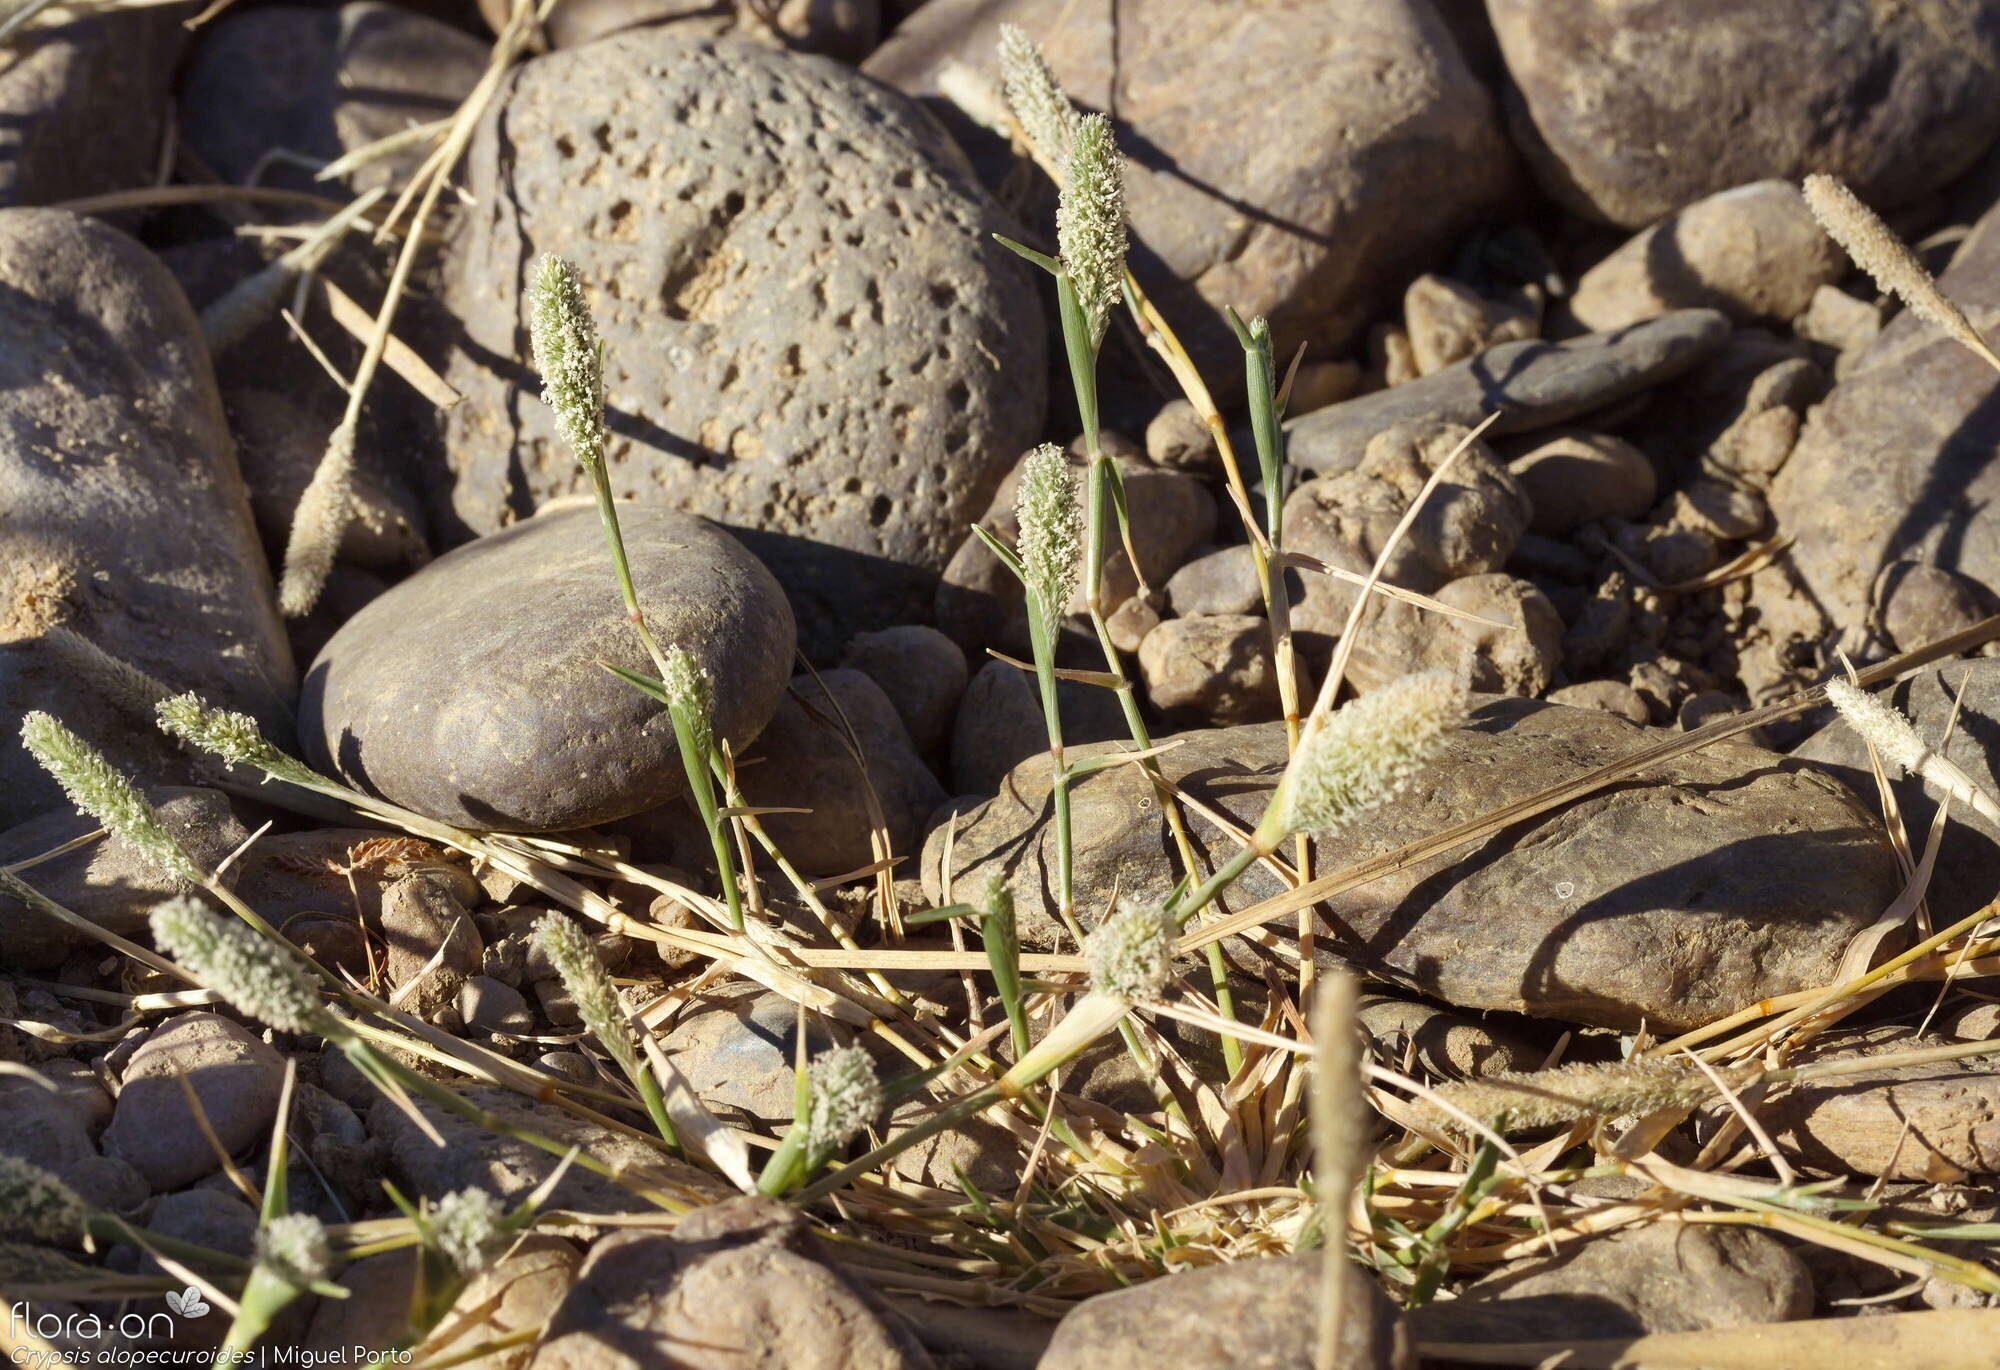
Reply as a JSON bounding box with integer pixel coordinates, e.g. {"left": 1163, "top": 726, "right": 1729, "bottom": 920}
{"left": 437, "top": 31, "right": 1045, "bottom": 658}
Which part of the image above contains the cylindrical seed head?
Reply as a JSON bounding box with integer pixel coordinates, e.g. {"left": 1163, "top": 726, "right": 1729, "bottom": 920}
{"left": 663, "top": 646, "right": 715, "bottom": 761}
{"left": 428, "top": 1186, "right": 504, "bottom": 1277}
{"left": 529, "top": 253, "right": 607, "bottom": 471}
{"left": 155, "top": 692, "right": 321, "bottom": 788}
{"left": 1014, "top": 443, "right": 1083, "bottom": 623}
{"left": 997, "top": 24, "right": 1076, "bottom": 179}
{"left": 1058, "top": 113, "right": 1127, "bottom": 349}
{"left": 0, "top": 1155, "right": 88, "bottom": 1243}
{"left": 533, "top": 912, "right": 635, "bottom": 1073}
{"left": 1277, "top": 671, "right": 1467, "bottom": 838}
{"left": 150, "top": 896, "right": 336, "bottom": 1037}
{"left": 1823, "top": 677, "right": 1928, "bottom": 776}
{"left": 21, "top": 712, "right": 197, "bottom": 884}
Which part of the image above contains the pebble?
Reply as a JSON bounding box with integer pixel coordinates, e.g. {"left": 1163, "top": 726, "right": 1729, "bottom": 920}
{"left": 0, "top": 9, "right": 185, "bottom": 206}
{"left": 839, "top": 625, "right": 968, "bottom": 758}
{"left": 947, "top": 659, "right": 1127, "bottom": 797}
{"left": 1488, "top": 0, "right": 2000, "bottom": 227}
{"left": 1356, "top": 996, "right": 1545, "bottom": 1079}
{"left": 1137, "top": 614, "right": 1287, "bottom": 728}
{"left": 1285, "top": 311, "right": 1731, "bottom": 477}
{"left": 1546, "top": 679, "right": 1651, "bottom": 726}
{"left": 1286, "top": 422, "right": 1532, "bottom": 643}
{"left": 0, "top": 209, "right": 294, "bottom": 830}
{"left": 103, "top": 1014, "right": 287, "bottom": 1191}
{"left": 0, "top": 787, "right": 251, "bottom": 971}
{"left": 179, "top": 2, "right": 487, "bottom": 193}
{"left": 1878, "top": 562, "right": 1993, "bottom": 654}
{"left": 0, "top": 1089, "right": 98, "bottom": 1172}
{"left": 528, "top": 1198, "right": 932, "bottom": 1370}
{"left": 300, "top": 504, "right": 794, "bottom": 832}
{"left": 1408, "top": 1223, "right": 1811, "bottom": 1343}
{"left": 1105, "top": 592, "right": 1162, "bottom": 656}
{"left": 1164, "top": 545, "right": 1266, "bottom": 618}
{"left": 55, "top": 1155, "right": 147, "bottom": 1216}
{"left": 1795, "top": 283, "right": 1886, "bottom": 360}
{"left": 379, "top": 872, "right": 484, "bottom": 1022}
{"left": 1143, "top": 399, "right": 1215, "bottom": 474}
{"left": 732, "top": 669, "right": 947, "bottom": 877}
{"left": 1404, "top": 273, "right": 1538, "bottom": 376}
{"left": 1040, "top": 1252, "right": 1409, "bottom": 1370}
{"left": 1342, "top": 573, "right": 1564, "bottom": 698}
{"left": 865, "top": 0, "right": 1517, "bottom": 390}
{"left": 1508, "top": 432, "right": 1658, "bottom": 535}
{"left": 1570, "top": 181, "right": 1843, "bottom": 330}
{"left": 928, "top": 697, "right": 1899, "bottom": 1031}
{"left": 1678, "top": 474, "right": 1768, "bottom": 541}
{"left": 458, "top": 975, "right": 534, "bottom": 1038}
{"left": 660, "top": 985, "right": 831, "bottom": 1130}
{"left": 439, "top": 31, "right": 1044, "bottom": 656}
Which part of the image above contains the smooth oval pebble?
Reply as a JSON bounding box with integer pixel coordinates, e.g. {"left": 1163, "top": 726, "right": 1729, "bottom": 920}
{"left": 301, "top": 504, "right": 794, "bottom": 831}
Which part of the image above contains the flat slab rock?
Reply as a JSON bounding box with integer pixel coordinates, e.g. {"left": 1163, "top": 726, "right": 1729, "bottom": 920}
{"left": 1769, "top": 194, "right": 2000, "bottom": 637}
{"left": 438, "top": 30, "right": 1044, "bottom": 656}
{"left": 300, "top": 504, "right": 793, "bottom": 832}
{"left": 925, "top": 697, "right": 1898, "bottom": 1032}
{"left": 1285, "top": 310, "right": 1731, "bottom": 477}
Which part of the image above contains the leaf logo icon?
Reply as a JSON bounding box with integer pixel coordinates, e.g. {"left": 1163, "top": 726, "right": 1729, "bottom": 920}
{"left": 164, "top": 1287, "right": 210, "bottom": 1319}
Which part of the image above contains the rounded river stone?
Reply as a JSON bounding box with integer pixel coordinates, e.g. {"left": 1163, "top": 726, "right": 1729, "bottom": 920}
{"left": 300, "top": 504, "right": 793, "bottom": 831}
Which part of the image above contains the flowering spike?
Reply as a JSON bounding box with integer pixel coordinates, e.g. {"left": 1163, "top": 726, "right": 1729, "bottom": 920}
{"left": 533, "top": 912, "right": 635, "bottom": 1073}
{"left": 278, "top": 420, "right": 355, "bottom": 618}
{"left": 1083, "top": 899, "right": 1173, "bottom": 1002}
{"left": 662, "top": 647, "right": 715, "bottom": 761}
{"left": 997, "top": 24, "right": 1076, "bottom": 180}
{"left": 1823, "top": 677, "right": 1927, "bottom": 776}
{"left": 1276, "top": 671, "right": 1466, "bottom": 838}
{"left": 428, "top": 1187, "right": 504, "bottom": 1276}
{"left": 1014, "top": 444, "right": 1083, "bottom": 622}
{"left": 801, "top": 1044, "right": 881, "bottom": 1153}
{"left": 155, "top": 693, "right": 322, "bottom": 788}
{"left": 255, "top": 1212, "right": 331, "bottom": 1288}
{"left": 150, "top": 897, "right": 336, "bottom": 1036}
{"left": 0, "top": 1155, "right": 88, "bottom": 1243}
{"left": 21, "top": 712, "right": 197, "bottom": 883}
{"left": 1058, "top": 113, "right": 1126, "bottom": 349}
{"left": 529, "top": 253, "right": 607, "bottom": 471}
{"left": 1802, "top": 174, "right": 1989, "bottom": 356}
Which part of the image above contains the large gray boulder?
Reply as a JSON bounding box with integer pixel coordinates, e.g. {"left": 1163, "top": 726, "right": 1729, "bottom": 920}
{"left": 865, "top": 0, "right": 1517, "bottom": 389}
{"left": 0, "top": 209, "right": 293, "bottom": 830}
{"left": 436, "top": 31, "right": 1045, "bottom": 657}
